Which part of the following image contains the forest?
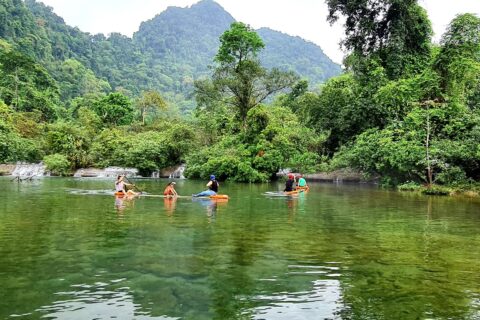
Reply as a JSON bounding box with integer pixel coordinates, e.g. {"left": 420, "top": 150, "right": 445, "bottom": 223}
{"left": 0, "top": 0, "right": 479, "bottom": 194}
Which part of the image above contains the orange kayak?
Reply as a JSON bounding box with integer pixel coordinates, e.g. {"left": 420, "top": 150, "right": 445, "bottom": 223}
{"left": 294, "top": 186, "right": 310, "bottom": 191}
{"left": 209, "top": 194, "right": 229, "bottom": 200}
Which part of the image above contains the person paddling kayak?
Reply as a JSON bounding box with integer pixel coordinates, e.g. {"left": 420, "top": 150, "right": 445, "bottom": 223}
{"left": 115, "top": 175, "right": 137, "bottom": 196}
{"left": 193, "top": 175, "right": 219, "bottom": 197}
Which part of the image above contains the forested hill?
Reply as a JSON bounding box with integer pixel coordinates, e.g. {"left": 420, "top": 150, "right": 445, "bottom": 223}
{"left": 0, "top": 0, "right": 341, "bottom": 111}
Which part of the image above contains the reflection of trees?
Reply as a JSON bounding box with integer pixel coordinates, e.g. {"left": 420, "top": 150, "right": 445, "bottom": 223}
{"left": 333, "top": 189, "right": 480, "bottom": 319}
{"left": 0, "top": 178, "right": 132, "bottom": 318}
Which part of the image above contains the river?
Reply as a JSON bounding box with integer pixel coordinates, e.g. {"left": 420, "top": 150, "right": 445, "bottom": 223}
{"left": 0, "top": 177, "right": 479, "bottom": 319}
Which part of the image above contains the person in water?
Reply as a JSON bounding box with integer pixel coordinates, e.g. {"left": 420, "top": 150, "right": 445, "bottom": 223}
{"left": 284, "top": 173, "right": 295, "bottom": 192}
{"left": 193, "top": 175, "right": 219, "bottom": 197}
{"left": 115, "top": 175, "right": 137, "bottom": 196}
{"left": 297, "top": 175, "right": 308, "bottom": 188}
{"left": 163, "top": 181, "right": 178, "bottom": 197}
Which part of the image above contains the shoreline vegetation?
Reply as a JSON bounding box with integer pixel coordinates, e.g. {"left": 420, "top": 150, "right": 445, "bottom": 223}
{"left": 2, "top": 163, "right": 479, "bottom": 198}
{"left": 0, "top": 1, "right": 478, "bottom": 196}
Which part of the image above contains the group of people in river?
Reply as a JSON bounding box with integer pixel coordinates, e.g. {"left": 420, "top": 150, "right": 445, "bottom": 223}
{"left": 115, "top": 172, "right": 306, "bottom": 198}
{"left": 284, "top": 173, "right": 308, "bottom": 192}
{"left": 114, "top": 174, "right": 220, "bottom": 198}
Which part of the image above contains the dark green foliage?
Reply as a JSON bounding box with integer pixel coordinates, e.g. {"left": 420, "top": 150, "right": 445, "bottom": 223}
{"left": 0, "top": 47, "right": 60, "bottom": 120}
{"left": 326, "top": 0, "right": 432, "bottom": 79}
{"left": 186, "top": 105, "right": 322, "bottom": 182}
{"left": 0, "top": 120, "right": 40, "bottom": 162}
{"left": 421, "top": 185, "right": 452, "bottom": 196}
{"left": 434, "top": 14, "right": 480, "bottom": 104}
{"left": 91, "top": 92, "right": 134, "bottom": 126}
{"left": 89, "top": 128, "right": 131, "bottom": 168}
{"left": 43, "top": 153, "right": 70, "bottom": 176}
{"left": 44, "top": 121, "right": 91, "bottom": 169}
{"left": 124, "top": 124, "right": 196, "bottom": 176}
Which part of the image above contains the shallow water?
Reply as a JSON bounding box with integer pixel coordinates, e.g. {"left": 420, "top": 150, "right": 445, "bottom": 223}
{"left": 0, "top": 177, "right": 479, "bottom": 319}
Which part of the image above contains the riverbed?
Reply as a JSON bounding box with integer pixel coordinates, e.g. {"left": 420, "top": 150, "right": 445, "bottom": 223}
{"left": 1, "top": 177, "right": 479, "bottom": 319}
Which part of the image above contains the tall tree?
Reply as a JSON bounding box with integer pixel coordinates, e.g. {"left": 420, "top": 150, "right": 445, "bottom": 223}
{"left": 135, "top": 90, "right": 168, "bottom": 125}
{"left": 195, "top": 22, "right": 298, "bottom": 128}
{"left": 326, "top": 0, "right": 432, "bottom": 79}
{"left": 434, "top": 13, "right": 480, "bottom": 105}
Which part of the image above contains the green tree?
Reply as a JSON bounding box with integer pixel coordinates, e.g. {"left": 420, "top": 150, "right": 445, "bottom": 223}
{"left": 43, "top": 153, "right": 71, "bottom": 176}
{"left": 434, "top": 13, "right": 480, "bottom": 105}
{"left": 196, "top": 22, "right": 298, "bottom": 128}
{"left": 45, "top": 122, "right": 91, "bottom": 169}
{"left": 136, "top": 90, "right": 167, "bottom": 125}
{"left": 92, "top": 92, "right": 134, "bottom": 126}
{"left": 326, "top": 0, "right": 432, "bottom": 79}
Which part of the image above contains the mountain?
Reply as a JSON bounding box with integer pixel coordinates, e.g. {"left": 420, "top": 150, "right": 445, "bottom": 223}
{"left": 0, "top": 0, "right": 341, "bottom": 112}
{"left": 258, "top": 28, "right": 341, "bottom": 83}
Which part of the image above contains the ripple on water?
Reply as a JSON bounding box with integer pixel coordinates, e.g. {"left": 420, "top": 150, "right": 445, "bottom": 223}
{"left": 32, "top": 281, "right": 181, "bottom": 320}
{"left": 248, "top": 279, "right": 345, "bottom": 320}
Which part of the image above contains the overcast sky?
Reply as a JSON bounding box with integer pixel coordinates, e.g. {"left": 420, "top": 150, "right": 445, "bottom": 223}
{"left": 38, "top": 0, "right": 480, "bottom": 64}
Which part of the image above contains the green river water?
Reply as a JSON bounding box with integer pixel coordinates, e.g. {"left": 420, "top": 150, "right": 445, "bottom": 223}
{"left": 0, "top": 177, "right": 479, "bottom": 320}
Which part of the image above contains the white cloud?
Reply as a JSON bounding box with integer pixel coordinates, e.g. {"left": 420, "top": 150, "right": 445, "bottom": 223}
{"left": 38, "top": 0, "right": 480, "bottom": 64}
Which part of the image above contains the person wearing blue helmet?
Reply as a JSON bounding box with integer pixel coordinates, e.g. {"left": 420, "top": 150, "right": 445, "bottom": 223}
{"left": 193, "top": 174, "right": 219, "bottom": 197}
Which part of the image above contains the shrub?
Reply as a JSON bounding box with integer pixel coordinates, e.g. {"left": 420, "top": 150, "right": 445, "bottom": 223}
{"left": 421, "top": 185, "right": 452, "bottom": 196}
{"left": 44, "top": 154, "right": 71, "bottom": 176}
{"left": 398, "top": 181, "right": 422, "bottom": 191}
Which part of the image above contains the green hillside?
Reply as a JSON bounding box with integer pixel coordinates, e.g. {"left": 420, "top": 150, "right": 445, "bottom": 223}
{"left": 0, "top": 0, "right": 341, "bottom": 111}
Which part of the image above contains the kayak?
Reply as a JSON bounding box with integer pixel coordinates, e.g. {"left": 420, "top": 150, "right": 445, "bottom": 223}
{"left": 295, "top": 186, "right": 310, "bottom": 191}
{"left": 284, "top": 189, "right": 305, "bottom": 195}
{"left": 128, "top": 194, "right": 229, "bottom": 200}
{"left": 264, "top": 190, "right": 303, "bottom": 197}
{"left": 208, "top": 194, "right": 229, "bottom": 200}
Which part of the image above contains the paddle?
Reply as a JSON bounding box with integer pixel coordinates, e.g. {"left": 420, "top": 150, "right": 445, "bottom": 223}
{"left": 123, "top": 175, "right": 143, "bottom": 193}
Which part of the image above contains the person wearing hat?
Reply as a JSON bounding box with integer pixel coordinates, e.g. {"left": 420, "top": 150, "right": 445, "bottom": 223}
{"left": 163, "top": 181, "right": 178, "bottom": 197}
{"left": 193, "top": 174, "right": 219, "bottom": 197}
{"left": 284, "top": 173, "right": 295, "bottom": 192}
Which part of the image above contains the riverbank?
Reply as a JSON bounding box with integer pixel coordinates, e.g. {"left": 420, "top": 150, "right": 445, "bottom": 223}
{"left": 398, "top": 182, "right": 480, "bottom": 198}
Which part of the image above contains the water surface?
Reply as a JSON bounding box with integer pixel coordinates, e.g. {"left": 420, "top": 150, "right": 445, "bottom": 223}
{"left": 0, "top": 178, "right": 479, "bottom": 319}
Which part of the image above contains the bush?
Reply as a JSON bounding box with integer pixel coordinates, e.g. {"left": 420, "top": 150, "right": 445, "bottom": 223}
{"left": 44, "top": 154, "right": 71, "bottom": 176}
{"left": 45, "top": 122, "right": 91, "bottom": 169}
{"left": 398, "top": 181, "right": 422, "bottom": 191}
{"left": 421, "top": 185, "right": 452, "bottom": 196}
{"left": 435, "top": 166, "right": 468, "bottom": 186}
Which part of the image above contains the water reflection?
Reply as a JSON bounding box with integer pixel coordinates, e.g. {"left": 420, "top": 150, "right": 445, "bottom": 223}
{"left": 163, "top": 197, "right": 177, "bottom": 217}
{"left": 192, "top": 198, "right": 218, "bottom": 222}
{"left": 114, "top": 195, "right": 136, "bottom": 214}
{"left": 2, "top": 178, "right": 480, "bottom": 319}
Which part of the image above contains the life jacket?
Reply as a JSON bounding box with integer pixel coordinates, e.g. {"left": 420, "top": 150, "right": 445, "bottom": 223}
{"left": 209, "top": 180, "right": 219, "bottom": 192}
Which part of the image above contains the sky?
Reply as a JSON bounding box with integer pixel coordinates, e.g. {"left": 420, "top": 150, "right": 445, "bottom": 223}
{"left": 38, "top": 0, "right": 480, "bottom": 64}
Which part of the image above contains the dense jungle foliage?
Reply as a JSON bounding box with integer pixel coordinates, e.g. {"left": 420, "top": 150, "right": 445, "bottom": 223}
{"left": 0, "top": 0, "right": 479, "bottom": 188}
